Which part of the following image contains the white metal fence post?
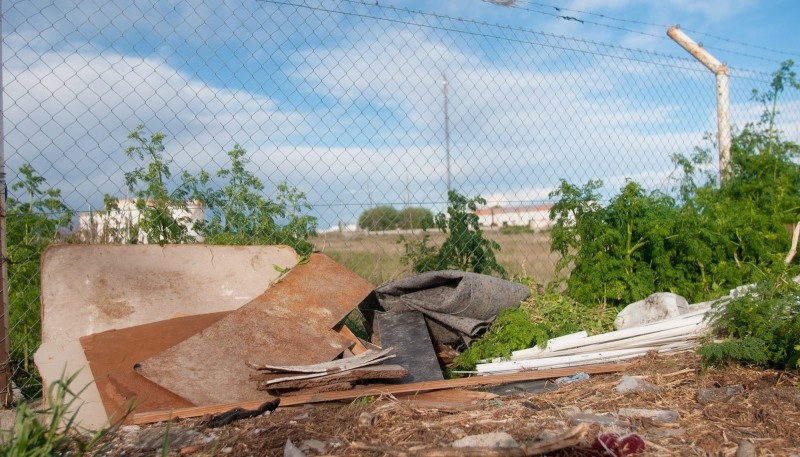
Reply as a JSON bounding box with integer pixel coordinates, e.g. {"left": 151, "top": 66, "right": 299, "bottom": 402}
{"left": 667, "top": 26, "right": 732, "bottom": 183}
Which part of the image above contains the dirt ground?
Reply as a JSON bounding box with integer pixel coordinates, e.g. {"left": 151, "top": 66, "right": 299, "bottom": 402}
{"left": 103, "top": 351, "right": 800, "bottom": 456}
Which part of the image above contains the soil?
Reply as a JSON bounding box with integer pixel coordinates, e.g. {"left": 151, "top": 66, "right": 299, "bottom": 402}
{"left": 99, "top": 351, "right": 800, "bottom": 456}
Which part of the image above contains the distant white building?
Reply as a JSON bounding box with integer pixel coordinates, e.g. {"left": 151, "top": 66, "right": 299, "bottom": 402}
{"left": 76, "top": 198, "right": 205, "bottom": 243}
{"left": 474, "top": 204, "right": 554, "bottom": 232}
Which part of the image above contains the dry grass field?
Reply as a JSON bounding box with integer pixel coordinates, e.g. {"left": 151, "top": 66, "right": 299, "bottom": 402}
{"left": 311, "top": 228, "right": 560, "bottom": 286}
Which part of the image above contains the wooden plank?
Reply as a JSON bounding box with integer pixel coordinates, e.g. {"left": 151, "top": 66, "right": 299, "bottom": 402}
{"left": 254, "top": 365, "right": 409, "bottom": 390}
{"left": 131, "top": 362, "right": 628, "bottom": 424}
{"left": 334, "top": 324, "right": 368, "bottom": 355}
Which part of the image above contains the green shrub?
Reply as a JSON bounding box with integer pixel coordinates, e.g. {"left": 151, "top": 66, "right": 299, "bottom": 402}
{"left": 400, "top": 190, "right": 505, "bottom": 276}
{"left": 452, "top": 285, "right": 616, "bottom": 371}
{"left": 358, "top": 206, "right": 399, "bottom": 231}
{"left": 549, "top": 61, "right": 800, "bottom": 307}
{"left": 698, "top": 273, "right": 800, "bottom": 370}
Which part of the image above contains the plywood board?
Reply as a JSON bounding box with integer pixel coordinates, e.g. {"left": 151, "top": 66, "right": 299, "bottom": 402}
{"left": 40, "top": 244, "right": 299, "bottom": 344}
{"left": 79, "top": 312, "right": 231, "bottom": 422}
{"left": 137, "top": 253, "right": 376, "bottom": 405}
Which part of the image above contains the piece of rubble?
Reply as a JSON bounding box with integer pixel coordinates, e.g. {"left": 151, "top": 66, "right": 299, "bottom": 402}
{"left": 452, "top": 431, "right": 519, "bottom": 449}
{"left": 615, "top": 292, "right": 689, "bottom": 330}
{"left": 617, "top": 407, "right": 679, "bottom": 423}
{"left": 696, "top": 384, "right": 745, "bottom": 403}
{"left": 615, "top": 375, "right": 661, "bottom": 394}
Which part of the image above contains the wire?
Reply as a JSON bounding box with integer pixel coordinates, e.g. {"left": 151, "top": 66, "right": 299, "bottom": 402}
{"left": 509, "top": 0, "right": 800, "bottom": 60}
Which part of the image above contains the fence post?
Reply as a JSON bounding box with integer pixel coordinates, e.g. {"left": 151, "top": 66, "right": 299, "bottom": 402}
{"left": 0, "top": 0, "right": 12, "bottom": 407}
{"left": 667, "top": 26, "right": 731, "bottom": 184}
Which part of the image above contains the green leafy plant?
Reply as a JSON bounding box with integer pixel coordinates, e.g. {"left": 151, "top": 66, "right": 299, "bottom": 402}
{"left": 550, "top": 61, "right": 800, "bottom": 307}
{"left": 192, "top": 144, "right": 317, "bottom": 255}
{"left": 397, "top": 207, "right": 434, "bottom": 230}
{"left": 400, "top": 190, "right": 505, "bottom": 276}
{"left": 0, "top": 372, "right": 127, "bottom": 456}
{"left": 5, "top": 164, "right": 72, "bottom": 397}
{"left": 452, "top": 284, "right": 616, "bottom": 371}
{"left": 698, "top": 273, "right": 800, "bottom": 370}
{"left": 121, "top": 125, "right": 198, "bottom": 245}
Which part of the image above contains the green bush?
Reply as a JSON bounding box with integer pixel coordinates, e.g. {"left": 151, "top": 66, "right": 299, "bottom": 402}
{"left": 699, "top": 273, "right": 800, "bottom": 370}
{"left": 358, "top": 206, "right": 399, "bottom": 231}
{"left": 452, "top": 284, "right": 616, "bottom": 371}
{"left": 397, "top": 207, "right": 434, "bottom": 230}
{"left": 400, "top": 190, "right": 505, "bottom": 276}
{"left": 550, "top": 61, "right": 800, "bottom": 307}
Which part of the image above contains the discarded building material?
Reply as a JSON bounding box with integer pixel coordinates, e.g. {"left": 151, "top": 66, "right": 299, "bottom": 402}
{"left": 34, "top": 244, "right": 300, "bottom": 430}
{"left": 201, "top": 398, "right": 280, "bottom": 428}
{"left": 477, "top": 308, "right": 711, "bottom": 374}
{"left": 137, "top": 253, "right": 375, "bottom": 406}
{"left": 367, "top": 270, "right": 531, "bottom": 346}
{"left": 131, "top": 363, "right": 629, "bottom": 424}
{"left": 408, "top": 423, "right": 589, "bottom": 457}
{"left": 80, "top": 311, "right": 231, "bottom": 422}
{"left": 253, "top": 365, "right": 409, "bottom": 391}
{"left": 376, "top": 311, "right": 443, "bottom": 383}
{"left": 248, "top": 347, "right": 395, "bottom": 375}
{"left": 614, "top": 292, "right": 689, "bottom": 329}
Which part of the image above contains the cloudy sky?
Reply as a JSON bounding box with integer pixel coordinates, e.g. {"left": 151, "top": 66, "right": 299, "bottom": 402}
{"left": 4, "top": 0, "right": 800, "bottom": 228}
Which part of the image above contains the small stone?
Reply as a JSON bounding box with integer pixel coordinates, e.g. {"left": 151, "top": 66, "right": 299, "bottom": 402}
{"left": 615, "top": 375, "right": 661, "bottom": 394}
{"left": 300, "top": 439, "right": 327, "bottom": 453}
{"left": 449, "top": 427, "right": 467, "bottom": 439}
{"left": 120, "top": 425, "right": 141, "bottom": 434}
{"left": 735, "top": 440, "right": 756, "bottom": 457}
{"left": 696, "top": 384, "right": 744, "bottom": 403}
{"left": 284, "top": 439, "right": 306, "bottom": 457}
{"left": 617, "top": 407, "right": 679, "bottom": 423}
{"left": 358, "top": 411, "right": 376, "bottom": 427}
{"left": 615, "top": 292, "right": 689, "bottom": 329}
{"left": 567, "top": 410, "right": 621, "bottom": 426}
{"left": 220, "top": 447, "right": 233, "bottom": 454}
{"left": 452, "top": 432, "right": 519, "bottom": 449}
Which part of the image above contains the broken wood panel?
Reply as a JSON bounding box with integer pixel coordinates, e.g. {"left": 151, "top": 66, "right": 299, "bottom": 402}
{"left": 334, "top": 323, "right": 368, "bottom": 355}
{"left": 376, "top": 311, "right": 443, "bottom": 383}
{"left": 131, "top": 363, "right": 629, "bottom": 424}
{"left": 80, "top": 312, "right": 231, "bottom": 422}
{"left": 253, "top": 365, "right": 408, "bottom": 390}
{"left": 137, "top": 253, "right": 375, "bottom": 406}
{"left": 250, "top": 347, "right": 395, "bottom": 374}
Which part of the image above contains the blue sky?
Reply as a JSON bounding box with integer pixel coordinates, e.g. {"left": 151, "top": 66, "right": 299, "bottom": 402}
{"left": 4, "top": 0, "right": 800, "bottom": 229}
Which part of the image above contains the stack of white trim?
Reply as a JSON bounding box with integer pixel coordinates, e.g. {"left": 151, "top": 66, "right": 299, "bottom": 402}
{"left": 476, "top": 306, "right": 712, "bottom": 375}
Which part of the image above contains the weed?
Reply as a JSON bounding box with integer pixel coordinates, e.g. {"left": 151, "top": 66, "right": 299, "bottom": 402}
{"left": 0, "top": 372, "right": 128, "bottom": 456}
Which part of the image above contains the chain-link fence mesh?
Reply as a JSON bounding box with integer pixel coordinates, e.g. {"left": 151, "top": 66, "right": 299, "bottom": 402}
{"left": 2, "top": 0, "right": 799, "bottom": 397}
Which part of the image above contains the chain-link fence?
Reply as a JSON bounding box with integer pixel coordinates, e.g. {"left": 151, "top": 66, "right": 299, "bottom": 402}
{"left": 2, "top": 0, "right": 799, "bottom": 399}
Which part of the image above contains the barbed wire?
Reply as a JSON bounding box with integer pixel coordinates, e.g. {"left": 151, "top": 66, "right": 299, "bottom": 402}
{"left": 508, "top": 0, "right": 800, "bottom": 60}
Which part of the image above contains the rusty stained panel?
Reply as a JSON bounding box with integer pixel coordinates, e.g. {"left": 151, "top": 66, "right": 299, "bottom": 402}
{"left": 80, "top": 312, "right": 231, "bottom": 422}
{"left": 137, "top": 253, "right": 376, "bottom": 406}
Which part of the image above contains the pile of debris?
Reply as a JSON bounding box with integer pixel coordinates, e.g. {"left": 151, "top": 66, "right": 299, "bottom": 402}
{"left": 31, "top": 244, "right": 735, "bottom": 455}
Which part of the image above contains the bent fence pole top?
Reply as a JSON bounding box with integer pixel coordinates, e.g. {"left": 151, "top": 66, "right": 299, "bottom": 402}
{"left": 668, "top": 25, "right": 732, "bottom": 184}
